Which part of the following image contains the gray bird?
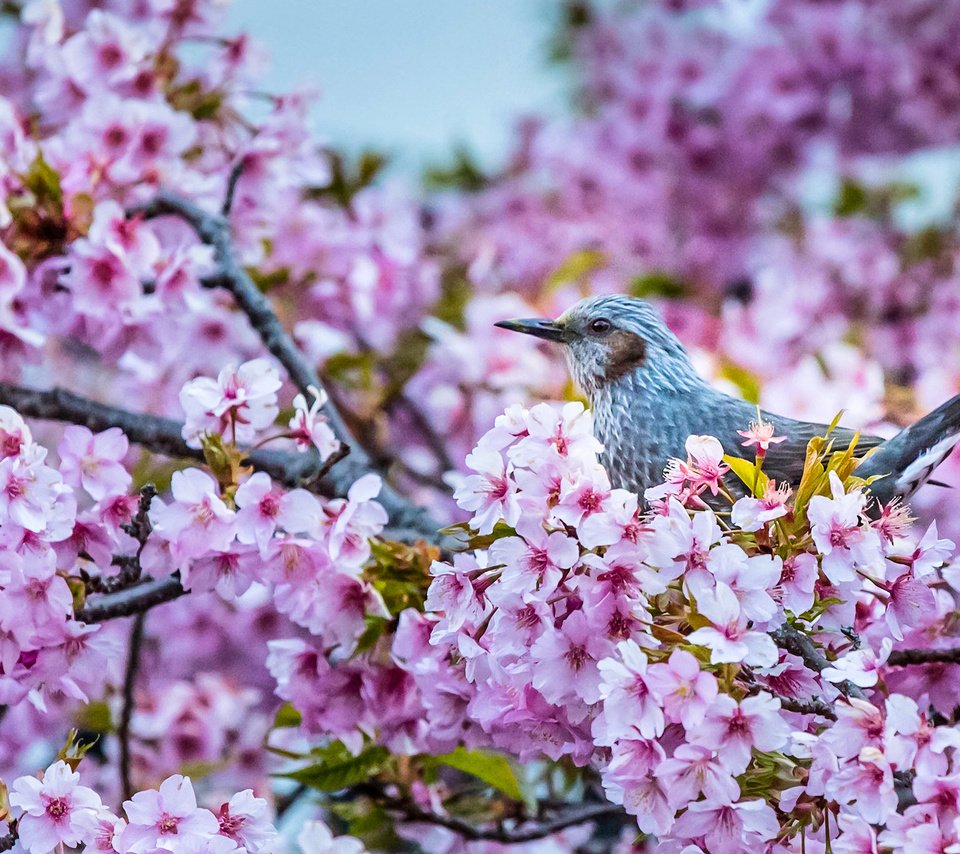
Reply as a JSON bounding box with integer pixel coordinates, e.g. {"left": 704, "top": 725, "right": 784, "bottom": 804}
{"left": 495, "top": 294, "right": 960, "bottom": 505}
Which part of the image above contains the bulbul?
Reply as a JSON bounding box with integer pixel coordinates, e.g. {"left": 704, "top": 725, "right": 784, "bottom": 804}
{"left": 496, "top": 294, "right": 960, "bottom": 505}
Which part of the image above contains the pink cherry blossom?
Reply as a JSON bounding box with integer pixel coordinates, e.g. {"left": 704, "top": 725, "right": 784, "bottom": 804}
{"left": 645, "top": 649, "right": 718, "bottom": 728}
{"left": 289, "top": 386, "right": 339, "bottom": 459}
{"left": 57, "top": 425, "right": 131, "bottom": 501}
{"left": 10, "top": 760, "right": 102, "bottom": 854}
{"left": 120, "top": 774, "right": 220, "bottom": 853}
{"left": 530, "top": 609, "right": 611, "bottom": 706}
{"left": 690, "top": 692, "right": 790, "bottom": 774}
{"left": 595, "top": 640, "right": 665, "bottom": 742}
{"left": 737, "top": 418, "right": 787, "bottom": 457}
{"left": 148, "top": 468, "right": 236, "bottom": 560}
{"left": 453, "top": 447, "right": 521, "bottom": 534}
{"left": 234, "top": 472, "right": 320, "bottom": 551}
{"left": 686, "top": 582, "right": 779, "bottom": 667}
{"left": 180, "top": 359, "right": 282, "bottom": 448}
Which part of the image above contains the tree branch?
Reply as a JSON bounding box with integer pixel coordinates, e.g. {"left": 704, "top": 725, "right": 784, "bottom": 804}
{"left": 887, "top": 647, "right": 960, "bottom": 667}
{"left": 380, "top": 796, "right": 627, "bottom": 844}
{"left": 0, "top": 824, "right": 16, "bottom": 853}
{"left": 771, "top": 624, "right": 867, "bottom": 701}
{"left": 0, "top": 383, "right": 321, "bottom": 489}
{"left": 127, "top": 190, "right": 443, "bottom": 541}
{"left": 119, "top": 613, "right": 146, "bottom": 802}
{"left": 75, "top": 575, "right": 186, "bottom": 623}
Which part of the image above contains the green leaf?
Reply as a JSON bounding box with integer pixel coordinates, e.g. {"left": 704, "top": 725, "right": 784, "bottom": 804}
{"left": 21, "top": 151, "right": 63, "bottom": 206}
{"left": 279, "top": 742, "right": 389, "bottom": 792}
{"left": 629, "top": 271, "right": 686, "bottom": 299}
{"left": 716, "top": 360, "right": 761, "bottom": 404}
{"left": 546, "top": 249, "right": 606, "bottom": 291}
{"left": 75, "top": 700, "right": 113, "bottom": 733}
{"left": 723, "top": 454, "right": 767, "bottom": 497}
{"left": 272, "top": 703, "right": 302, "bottom": 729}
{"left": 353, "top": 615, "right": 389, "bottom": 655}
{"left": 430, "top": 747, "right": 523, "bottom": 801}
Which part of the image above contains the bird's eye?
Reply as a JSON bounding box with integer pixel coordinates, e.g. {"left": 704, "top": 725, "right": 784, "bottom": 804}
{"left": 589, "top": 318, "right": 612, "bottom": 334}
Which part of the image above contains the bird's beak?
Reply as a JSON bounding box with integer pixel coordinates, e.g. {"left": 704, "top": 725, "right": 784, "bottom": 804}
{"left": 494, "top": 317, "right": 567, "bottom": 343}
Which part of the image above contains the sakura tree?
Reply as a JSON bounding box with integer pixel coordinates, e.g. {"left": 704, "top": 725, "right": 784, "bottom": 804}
{"left": 3, "top": 1, "right": 960, "bottom": 852}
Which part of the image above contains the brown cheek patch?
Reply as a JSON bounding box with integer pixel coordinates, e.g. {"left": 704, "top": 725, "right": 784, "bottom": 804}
{"left": 604, "top": 329, "right": 647, "bottom": 382}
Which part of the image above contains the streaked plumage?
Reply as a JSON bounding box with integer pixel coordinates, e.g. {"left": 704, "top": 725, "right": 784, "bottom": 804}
{"left": 496, "top": 295, "right": 960, "bottom": 505}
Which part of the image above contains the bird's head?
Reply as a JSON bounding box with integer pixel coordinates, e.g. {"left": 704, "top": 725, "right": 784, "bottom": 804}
{"left": 495, "top": 294, "right": 701, "bottom": 397}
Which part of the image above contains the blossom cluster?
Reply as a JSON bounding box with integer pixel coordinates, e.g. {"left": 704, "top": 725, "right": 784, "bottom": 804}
{"left": 5, "top": 758, "right": 367, "bottom": 854}
{"left": 398, "top": 401, "right": 960, "bottom": 850}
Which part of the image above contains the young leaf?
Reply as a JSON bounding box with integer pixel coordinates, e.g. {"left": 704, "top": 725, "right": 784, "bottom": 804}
{"left": 279, "top": 742, "right": 389, "bottom": 792}
{"left": 429, "top": 747, "right": 523, "bottom": 801}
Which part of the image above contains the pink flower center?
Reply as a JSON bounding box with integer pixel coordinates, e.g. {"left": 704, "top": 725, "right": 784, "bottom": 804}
{"left": 514, "top": 605, "right": 540, "bottom": 629}
{"left": 0, "top": 433, "right": 21, "bottom": 457}
{"left": 194, "top": 502, "right": 215, "bottom": 525}
{"left": 158, "top": 814, "right": 180, "bottom": 835}
{"left": 5, "top": 476, "right": 24, "bottom": 499}
{"left": 218, "top": 809, "right": 245, "bottom": 839}
{"left": 578, "top": 489, "right": 602, "bottom": 513}
{"left": 259, "top": 493, "right": 280, "bottom": 518}
{"left": 565, "top": 644, "right": 588, "bottom": 670}
{"left": 44, "top": 796, "right": 70, "bottom": 822}
{"left": 829, "top": 525, "right": 854, "bottom": 548}
{"left": 91, "top": 257, "right": 119, "bottom": 288}
{"left": 485, "top": 476, "right": 508, "bottom": 502}
{"left": 98, "top": 43, "right": 124, "bottom": 69}
{"left": 552, "top": 433, "right": 569, "bottom": 456}
{"left": 526, "top": 547, "right": 550, "bottom": 574}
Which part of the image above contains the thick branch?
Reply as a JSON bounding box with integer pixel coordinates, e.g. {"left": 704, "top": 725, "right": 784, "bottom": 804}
{"left": 887, "top": 647, "right": 960, "bottom": 667}
{"left": 128, "top": 190, "right": 443, "bottom": 540}
{"left": 0, "top": 383, "right": 321, "bottom": 489}
{"left": 76, "top": 576, "right": 186, "bottom": 623}
{"left": 771, "top": 624, "right": 867, "bottom": 701}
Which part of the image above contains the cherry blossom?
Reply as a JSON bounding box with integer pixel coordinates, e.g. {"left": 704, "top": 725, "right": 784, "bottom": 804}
{"left": 9, "top": 760, "right": 102, "bottom": 854}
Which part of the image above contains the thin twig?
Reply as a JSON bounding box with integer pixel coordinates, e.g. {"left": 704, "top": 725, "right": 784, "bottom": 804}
{"left": 887, "top": 647, "right": 960, "bottom": 666}
{"left": 119, "top": 613, "right": 146, "bottom": 802}
{"left": 221, "top": 159, "right": 245, "bottom": 217}
{"left": 381, "top": 797, "right": 626, "bottom": 844}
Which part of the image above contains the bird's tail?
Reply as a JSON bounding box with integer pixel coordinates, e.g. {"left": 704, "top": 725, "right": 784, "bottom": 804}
{"left": 858, "top": 393, "right": 960, "bottom": 503}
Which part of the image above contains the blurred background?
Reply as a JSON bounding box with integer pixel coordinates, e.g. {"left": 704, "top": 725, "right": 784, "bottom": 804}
{"left": 227, "top": 0, "right": 569, "bottom": 170}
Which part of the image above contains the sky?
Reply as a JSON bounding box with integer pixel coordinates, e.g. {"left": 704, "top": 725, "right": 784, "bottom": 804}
{"left": 227, "top": 1, "right": 568, "bottom": 173}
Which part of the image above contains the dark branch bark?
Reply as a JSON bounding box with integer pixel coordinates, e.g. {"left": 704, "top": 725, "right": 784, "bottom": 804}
{"left": 381, "top": 797, "right": 627, "bottom": 844}
{"left": 0, "top": 825, "right": 15, "bottom": 853}
{"left": 119, "top": 613, "right": 146, "bottom": 802}
{"left": 128, "top": 190, "right": 443, "bottom": 541}
{"left": 75, "top": 575, "right": 186, "bottom": 623}
{"left": 771, "top": 624, "right": 867, "bottom": 701}
{"left": 0, "top": 383, "right": 321, "bottom": 489}
{"left": 887, "top": 647, "right": 960, "bottom": 666}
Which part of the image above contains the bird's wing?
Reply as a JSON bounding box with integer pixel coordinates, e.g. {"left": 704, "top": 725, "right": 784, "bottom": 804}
{"left": 727, "top": 418, "right": 886, "bottom": 490}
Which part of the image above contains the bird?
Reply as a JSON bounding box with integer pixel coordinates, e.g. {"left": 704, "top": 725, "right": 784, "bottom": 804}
{"left": 495, "top": 293, "right": 960, "bottom": 505}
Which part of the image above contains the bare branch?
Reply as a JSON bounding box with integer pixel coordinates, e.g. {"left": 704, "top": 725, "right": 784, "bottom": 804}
{"left": 75, "top": 575, "right": 186, "bottom": 623}
{"left": 221, "top": 159, "right": 245, "bottom": 217}
{"left": 378, "top": 795, "right": 627, "bottom": 844}
{"left": 887, "top": 647, "right": 960, "bottom": 667}
{"left": 119, "top": 613, "right": 146, "bottom": 802}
